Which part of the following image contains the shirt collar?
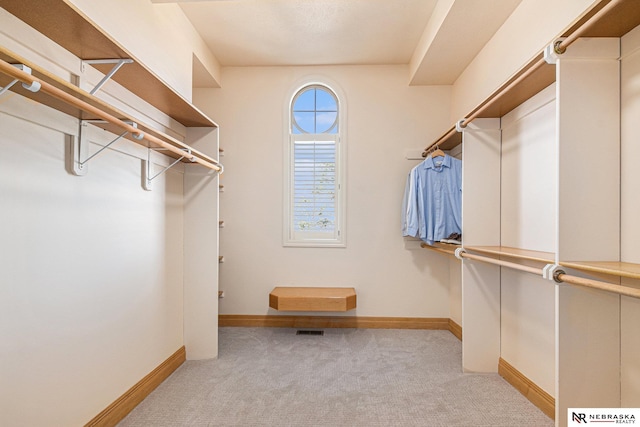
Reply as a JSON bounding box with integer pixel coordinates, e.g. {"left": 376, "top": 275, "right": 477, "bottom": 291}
{"left": 423, "top": 154, "right": 450, "bottom": 170}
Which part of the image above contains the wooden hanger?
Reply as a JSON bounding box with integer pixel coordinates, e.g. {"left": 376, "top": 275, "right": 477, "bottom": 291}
{"left": 430, "top": 145, "right": 445, "bottom": 159}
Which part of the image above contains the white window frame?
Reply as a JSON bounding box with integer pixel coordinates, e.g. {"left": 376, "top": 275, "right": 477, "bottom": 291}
{"left": 283, "top": 80, "right": 346, "bottom": 248}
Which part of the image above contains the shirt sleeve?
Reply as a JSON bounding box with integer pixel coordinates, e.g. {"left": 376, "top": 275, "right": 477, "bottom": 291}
{"left": 401, "top": 170, "right": 410, "bottom": 235}
{"left": 403, "top": 167, "right": 419, "bottom": 237}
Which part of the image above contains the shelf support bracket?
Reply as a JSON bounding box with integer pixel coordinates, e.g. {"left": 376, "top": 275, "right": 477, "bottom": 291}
{"left": 142, "top": 147, "right": 193, "bottom": 191}
{"left": 71, "top": 120, "right": 140, "bottom": 176}
{"left": 82, "top": 58, "right": 134, "bottom": 95}
{"left": 0, "top": 64, "right": 41, "bottom": 96}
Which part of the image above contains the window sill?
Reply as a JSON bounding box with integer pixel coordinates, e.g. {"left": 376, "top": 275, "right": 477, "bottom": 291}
{"left": 283, "top": 241, "right": 346, "bottom": 248}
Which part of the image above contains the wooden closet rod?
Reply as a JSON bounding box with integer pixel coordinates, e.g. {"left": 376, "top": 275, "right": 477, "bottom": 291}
{"left": 458, "top": 58, "right": 547, "bottom": 130}
{"left": 556, "top": 272, "right": 640, "bottom": 299}
{"left": 423, "top": 127, "right": 457, "bottom": 157}
{"left": 457, "top": 249, "right": 640, "bottom": 299}
{"left": 457, "top": 251, "right": 544, "bottom": 276}
{"left": 423, "top": 245, "right": 459, "bottom": 257}
{"left": 0, "top": 58, "right": 221, "bottom": 172}
{"left": 422, "top": 0, "right": 621, "bottom": 156}
{"left": 421, "top": 54, "right": 547, "bottom": 156}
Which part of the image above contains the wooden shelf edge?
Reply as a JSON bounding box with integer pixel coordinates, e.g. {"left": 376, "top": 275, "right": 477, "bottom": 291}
{"left": 559, "top": 261, "right": 640, "bottom": 280}
{"left": 464, "top": 246, "right": 555, "bottom": 264}
{"left": 561, "top": 0, "right": 640, "bottom": 40}
{"left": 1, "top": 0, "right": 217, "bottom": 129}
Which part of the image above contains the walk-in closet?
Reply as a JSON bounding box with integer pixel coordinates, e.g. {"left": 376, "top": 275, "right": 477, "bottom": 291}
{"left": 1, "top": 1, "right": 639, "bottom": 426}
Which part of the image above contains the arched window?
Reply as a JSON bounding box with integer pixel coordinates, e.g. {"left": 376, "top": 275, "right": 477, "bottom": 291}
{"left": 284, "top": 83, "right": 345, "bottom": 247}
{"left": 291, "top": 85, "right": 338, "bottom": 134}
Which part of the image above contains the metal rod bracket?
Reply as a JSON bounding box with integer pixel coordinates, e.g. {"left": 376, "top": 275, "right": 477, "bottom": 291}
{"left": 454, "top": 247, "right": 466, "bottom": 261}
{"left": 0, "top": 64, "right": 41, "bottom": 96}
{"left": 455, "top": 119, "right": 467, "bottom": 133}
{"left": 82, "top": 58, "right": 134, "bottom": 95}
{"left": 142, "top": 147, "right": 191, "bottom": 191}
{"left": 553, "top": 270, "right": 565, "bottom": 283}
{"left": 542, "top": 264, "right": 565, "bottom": 283}
{"left": 71, "top": 121, "right": 90, "bottom": 176}
{"left": 71, "top": 120, "right": 138, "bottom": 176}
{"left": 544, "top": 38, "right": 567, "bottom": 64}
{"left": 0, "top": 78, "right": 20, "bottom": 97}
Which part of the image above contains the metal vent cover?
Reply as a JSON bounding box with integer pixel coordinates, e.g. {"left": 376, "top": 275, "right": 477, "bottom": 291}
{"left": 296, "top": 330, "right": 324, "bottom": 336}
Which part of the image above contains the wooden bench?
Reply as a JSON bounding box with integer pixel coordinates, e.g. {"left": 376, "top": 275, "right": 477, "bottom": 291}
{"left": 269, "top": 287, "right": 356, "bottom": 312}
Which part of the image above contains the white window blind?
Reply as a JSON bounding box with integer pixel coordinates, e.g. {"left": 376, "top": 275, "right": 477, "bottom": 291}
{"left": 293, "top": 140, "right": 337, "bottom": 235}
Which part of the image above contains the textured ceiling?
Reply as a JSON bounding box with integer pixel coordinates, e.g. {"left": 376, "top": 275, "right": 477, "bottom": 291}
{"left": 152, "top": 0, "right": 523, "bottom": 84}
{"left": 177, "top": 0, "right": 438, "bottom": 66}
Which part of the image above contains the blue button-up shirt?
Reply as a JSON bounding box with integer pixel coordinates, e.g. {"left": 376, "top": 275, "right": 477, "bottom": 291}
{"left": 403, "top": 155, "right": 462, "bottom": 245}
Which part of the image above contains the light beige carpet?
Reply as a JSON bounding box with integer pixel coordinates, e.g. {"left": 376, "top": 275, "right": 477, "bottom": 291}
{"left": 118, "top": 327, "right": 553, "bottom": 427}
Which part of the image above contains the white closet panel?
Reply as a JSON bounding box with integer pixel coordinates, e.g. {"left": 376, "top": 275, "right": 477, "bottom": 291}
{"left": 461, "top": 118, "right": 501, "bottom": 372}
{"left": 621, "top": 24, "right": 640, "bottom": 265}
{"left": 620, "top": 24, "right": 640, "bottom": 408}
{"left": 183, "top": 127, "right": 220, "bottom": 360}
{"left": 501, "top": 268, "right": 555, "bottom": 395}
{"left": 449, "top": 258, "right": 462, "bottom": 327}
{"left": 498, "top": 83, "right": 557, "bottom": 397}
{"left": 555, "top": 38, "right": 621, "bottom": 423}
{"left": 501, "top": 84, "right": 556, "bottom": 253}
{"left": 556, "top": 38, "right": 620, "bottom": 262}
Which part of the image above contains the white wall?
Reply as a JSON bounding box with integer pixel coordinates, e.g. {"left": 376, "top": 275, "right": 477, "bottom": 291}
{"left": 195, "top": 65, "right": 453, "bottom": 317}
{"left": 0, "top": 99, "right": 185, "bottom": 426}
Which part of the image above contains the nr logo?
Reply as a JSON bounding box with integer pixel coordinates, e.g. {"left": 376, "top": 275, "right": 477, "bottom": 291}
{"left": 572, "top": 412, "right": 587, "bottom": 423}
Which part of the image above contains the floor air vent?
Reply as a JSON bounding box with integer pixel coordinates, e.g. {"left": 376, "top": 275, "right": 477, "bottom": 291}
{"left": 296, "top": 330, "right": 324, "bottom": 336}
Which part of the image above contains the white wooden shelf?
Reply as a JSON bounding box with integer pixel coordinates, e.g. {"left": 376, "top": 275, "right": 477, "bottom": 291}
{"left": 0, "top": 46, "right": 217, "bottom": 166}
{"left": 560, "top": 261, "right": 640, "bottom": 280}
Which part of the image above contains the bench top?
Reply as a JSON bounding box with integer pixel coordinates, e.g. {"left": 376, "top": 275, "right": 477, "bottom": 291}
{"left": 270, "top": 287, "right": 356, "bottom": 298}
{"left": 269, "top": 287, "right": 356, "bottom": 312}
